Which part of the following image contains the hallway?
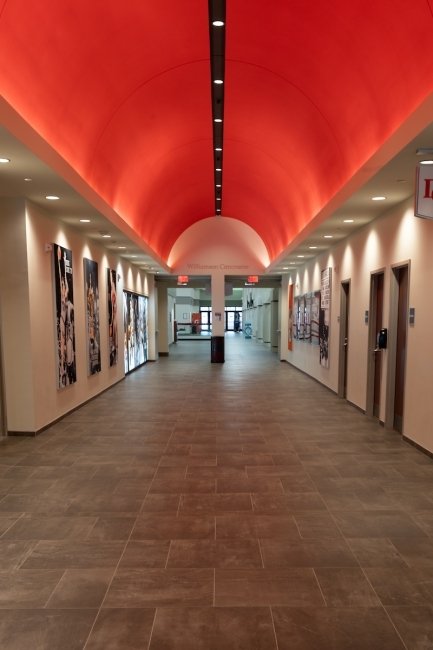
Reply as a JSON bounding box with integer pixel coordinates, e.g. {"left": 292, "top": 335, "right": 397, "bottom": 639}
{"left": 0, "top": 336, "right": 432, "bottom": 649}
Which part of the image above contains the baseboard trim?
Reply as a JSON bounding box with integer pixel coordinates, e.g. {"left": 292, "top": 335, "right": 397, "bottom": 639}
{"left": 8, "top": 375, "right": 126, "bottom": 438}
{"left": 159, "top": 352, "right": 169, "bottom": 357}
{"left": 286, "top": 361, "right": 338, "bottom": 396}
{"left": 347, "top": 399, "right": 366, "bottom": 415}
{"left": 8, "top": 430, "right": 38, "bottom": 438}
{"left": 403, "top": 435, "right": 433, "bottom": 460}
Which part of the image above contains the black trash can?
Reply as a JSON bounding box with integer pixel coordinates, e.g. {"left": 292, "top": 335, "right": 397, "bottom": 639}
{"left": 211, "top": 336, "right": 225, "bottom": 363}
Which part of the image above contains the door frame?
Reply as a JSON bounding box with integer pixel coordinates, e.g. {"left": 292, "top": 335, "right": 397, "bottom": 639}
{"left": 338, "top": 279, "right": 351, "bottom": 399}
{"left": 385, "top": 260, "right": 411, "bottom": 431}
{"left": 366, "top": 268, "right": 385, "bottom": 417}
{"left": 0, "top": 296, "right": 7, "bottom": 436}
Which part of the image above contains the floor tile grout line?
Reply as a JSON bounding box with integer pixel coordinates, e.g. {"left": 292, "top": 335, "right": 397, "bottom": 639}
{"left": 311, "top": 567, "right": 328, "bottom": 606}
{"left": 146, "top": 608, "right": 159, "bottom": 650}
{"left": 164, "top": 540, "right": 172, "bottom": 569}
{"left": 43, "top": 568, "right": 68, "bottom": 609}
{"left": 382, "top": 606, "right": 410, "bottom": 650}
{"left": 269, "top": 606, "right": 281, "bottom": 650}
{"left": 386, "top": 538, "right": 411, "bottom": 569}
{"left": 361, "top": 566, "right": 410, "bottom": 650}
{"left": 0, "top": 511, "right": 25, "bottom": 539}
{"left": 257, "top": 536, "right": 265, "bottom": 569}
{"left": 82, "top": 435, "right": 168, "bottom": 649}
{"left": 84, "top": 516, "right": 101, "bottom": 541}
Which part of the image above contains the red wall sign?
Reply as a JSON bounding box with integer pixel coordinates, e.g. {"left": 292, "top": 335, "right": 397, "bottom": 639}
{"left": 247, "top": 276, "right": 258, "bottom": 283}
{"left": 178, "top": 275, "right": 189, "bottom": 283}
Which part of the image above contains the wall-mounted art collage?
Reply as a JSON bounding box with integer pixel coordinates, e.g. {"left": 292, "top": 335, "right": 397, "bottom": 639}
{"left": 52, "top": 244, "right": 148, "bottom": 388}
{"left": 107, "top": 269, "right": 118, "bottom": 367}
{"left": 84, "top": 258, "right": 101, "bottom": 376}
{"left": 288, "top": 284, "right": 293, "bottom": 351}
{"left": 289, "top": 267, "right": 331, "bottom": 366}
{"left": 53, "top": 244, "right": 77, "bottom": 389}
{"left": 123, "top": 290, "right": 148, "bottom": 374}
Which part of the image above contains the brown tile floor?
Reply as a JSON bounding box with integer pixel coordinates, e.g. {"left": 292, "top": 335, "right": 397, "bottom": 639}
{"left": 1, "top": 335, "right": 433, "bottom": 648}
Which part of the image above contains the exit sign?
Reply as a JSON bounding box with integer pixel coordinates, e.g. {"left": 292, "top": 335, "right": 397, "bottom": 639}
{"left": 178, "top": 275, "right": 188, "bottom": 283}
{"left": 247, "top": 276, "right": 258, "bottom": 283}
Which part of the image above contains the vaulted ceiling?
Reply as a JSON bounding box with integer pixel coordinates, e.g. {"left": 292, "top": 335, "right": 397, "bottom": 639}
{"left": 0, "top": 0, "right": 432, "bottom": 264}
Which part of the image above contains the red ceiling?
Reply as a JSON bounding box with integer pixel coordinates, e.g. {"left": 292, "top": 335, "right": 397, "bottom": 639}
{"left": 0, "top": 1, "right": 432, "bottom": 263}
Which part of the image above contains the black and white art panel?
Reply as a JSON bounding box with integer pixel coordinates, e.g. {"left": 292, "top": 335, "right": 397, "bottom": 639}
{"left": 319, "top": 267, "right": 332, "bottom": 367}
{"left": 53, "top": 243, "right": 76, "bottom": 389}
{"left": 107, "top": 268, "right": 118, "bottom": 367}
{"left": 84, "top": 258, "right": 101, "bottom": 376}
{"left": 123, "top": 290, "right": 148, "bottom": 374}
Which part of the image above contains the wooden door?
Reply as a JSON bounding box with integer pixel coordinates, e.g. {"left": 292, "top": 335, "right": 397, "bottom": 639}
{"left": 394, "top": 266, "right": 408, "bottom": 432}
{"left": 373, "top": 273, "right": 384, "bottom": 417}
{"left": 343, "top": 283, "right": 350, "bottom": 399}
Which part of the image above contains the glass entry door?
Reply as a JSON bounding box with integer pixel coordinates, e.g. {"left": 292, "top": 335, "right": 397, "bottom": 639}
{"left": 226, "top": 311, "right": 235, "bottom": 331}
{"left": 225, "top": 309, "right": 242, "bottom": 332}
{"left": 200, "top": 308, "right": 212, "bottom": 332}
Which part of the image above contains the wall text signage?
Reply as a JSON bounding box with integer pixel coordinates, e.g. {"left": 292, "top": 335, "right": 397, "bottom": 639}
{"left": 415, "top": 165, "right": 433, "bottom": 220}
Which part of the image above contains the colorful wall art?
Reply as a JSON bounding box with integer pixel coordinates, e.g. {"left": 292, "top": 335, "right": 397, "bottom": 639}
{"left": 107, "top": 268, "right": 118, "bottom": 367}
{"left": 53, "top": 244, "right": 76, "bottom": 388}
{"left": 84, "top": 258, "right": 101, "bottom": 376}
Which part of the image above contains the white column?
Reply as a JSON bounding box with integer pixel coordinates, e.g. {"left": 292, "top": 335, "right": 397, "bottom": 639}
{"left": 147, "top": 274, "right": 156, "bottom": 360}
{"left": 211, "top": 273, "right": 225, "bottom": 337}
{"left": 157, "top": 283, "right": 169, "bottom": 355}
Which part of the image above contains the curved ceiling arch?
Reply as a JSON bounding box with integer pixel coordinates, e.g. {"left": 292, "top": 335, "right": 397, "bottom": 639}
{"left": 222, "top": 179, "right": 287, "bottom": 259}
{"left": 226, "top": 59, "right": 345, "bottom": 164}
{"left": 0, "top": 1, "right": 432, "bottom": 264}
{"left": 88, "top": 60, "right": 209, "bottom": 174}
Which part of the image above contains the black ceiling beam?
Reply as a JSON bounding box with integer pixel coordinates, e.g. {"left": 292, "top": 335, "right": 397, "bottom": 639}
{"left": 208, "top": 0, "right": 226, "bottom": 216}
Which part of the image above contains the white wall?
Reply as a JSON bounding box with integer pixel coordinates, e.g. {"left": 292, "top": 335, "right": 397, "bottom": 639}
{"left": 168, "top": 294, "right": 175, "bottom": 344}
{"left": 0, "top": 199, "right": 35, "bottom": 431}
{"left": 0, "top": 199, "right": 154, "bottom": 433}
{"left": 282, "top": 196, "right": 433, "bottom": 454}
{"left": 243, "top": 287, "right": 277, "bottom": 348}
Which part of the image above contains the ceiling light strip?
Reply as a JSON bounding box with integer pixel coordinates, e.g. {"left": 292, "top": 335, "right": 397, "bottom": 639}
{"left": 208, "top": 0, "right": 226, "bottom": 216}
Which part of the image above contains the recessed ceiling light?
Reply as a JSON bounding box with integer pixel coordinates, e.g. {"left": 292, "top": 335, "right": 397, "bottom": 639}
{"left": 150, "top": 267, "right": 154, "bottom": 270}
{"left": 213, "top": 20, "right": 224, "bottom": 26}
{"left": 79, "top": 219, "right": 90, "bottom": 223}
{"left": 216, "top": 184, "right": 221, "bottom": 187}
{"left": 372, "top": 196, "right": 386, "bottom": 201}
{"left": 46, "top": 195, "right": 59, "bottom": 200}
{"left": 156, "top": 272, "right": 160, "bottom": 274}
{"left": 216, "top": 198, "right": 221, "bottom": 201}
{"left": 290, "top": 262, "right": 296, "bottom": 265}
{"left": 324, "top": 235, "right": 333, "bottom": 238}
{"left": 215, "top": 148, "right": 222, "bottom": 151}
{"left": 343, "top": 219, "right": 354, "bottom": 223}
{"left": 102, "top": 234, "right": 111, "bottom": 238}
{"left": 118, "top": 246, "right": 126, "bottom": 249}
{"left": 283, "top": 267, "right": 289, "bottom": 270}
{"left": 214, "top": 80, "right": 223, "bottom": 84}
{"left": 0, "top": 158, "right": 10, "bottom": 163}
{"left": 214, "top": 118, "right": 222, "bottom": 123}
{"left": 24, "top": 178, "right": 32, "bottom": 181}
{"left": 298, "top": 255, "right": 305, "bottom": 258}
{"left": 130, "top": 255, "right": 137, "bottom": 258}
{"left": 309, "top": 246, "right": 317, "bottom": 249}
{"left": 420, "top": 160, "right": 433, "bottom": 165}
{"left": 216, "top": 168, "right": 222, "bottom": 171}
